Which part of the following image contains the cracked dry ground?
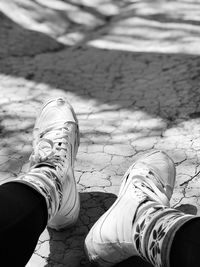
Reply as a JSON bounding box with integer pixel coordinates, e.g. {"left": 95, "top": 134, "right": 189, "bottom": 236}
{"left": 1, "top": 8, "right": 200, "bottom": 267}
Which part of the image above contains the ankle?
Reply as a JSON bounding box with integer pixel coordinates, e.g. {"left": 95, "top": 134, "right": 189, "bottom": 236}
{"left": 133, "top": 205, "right": 195, "bottom": 267}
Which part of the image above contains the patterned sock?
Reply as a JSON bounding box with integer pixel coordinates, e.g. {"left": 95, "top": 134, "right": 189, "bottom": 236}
{"left": 133, "top": 204, "right": 196, "bottom": 267}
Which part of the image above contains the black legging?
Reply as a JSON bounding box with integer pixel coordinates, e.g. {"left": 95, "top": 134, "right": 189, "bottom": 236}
{"left": 0, "top": 182, "right": 47, "bottom": 266}
{"left": 0, "top": 182, "right": 199, "bottom": 267}
{"left": 170, "top": 218, "right": 200, "bottom": 267}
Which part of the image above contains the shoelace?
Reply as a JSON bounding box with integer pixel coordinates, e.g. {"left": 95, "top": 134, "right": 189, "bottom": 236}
{"left": 124, "top": 165, "right": 170, "bottom": 205}
{"left": 30, "top": 125, "right": 71, "bottom": 178}
{"left": 133, "top": 178, "right": 169, "bottom": 206}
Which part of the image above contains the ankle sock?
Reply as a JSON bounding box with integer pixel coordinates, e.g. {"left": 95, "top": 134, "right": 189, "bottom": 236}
{"left": 133, "top": 204, "right": 194, "bottom": 267}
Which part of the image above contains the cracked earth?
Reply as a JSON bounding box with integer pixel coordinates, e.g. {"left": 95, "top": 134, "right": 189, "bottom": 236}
{"left": 0, "top": 0, "right": 200, "bottom": 266}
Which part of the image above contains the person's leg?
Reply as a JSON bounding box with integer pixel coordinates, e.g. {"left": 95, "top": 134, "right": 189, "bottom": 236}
{"left": 85, "top": 150, "right": 198, "bottom": 267}
{"left": 131, "top": 201, "right": 195, "bottom": 267}
{"left": 170, "top": 218, "right": 200, "bottom": 267}
{"left": 1, "top": 97, "right": 80, "bottom": 265}
{"left": 0, "top": 182, "right": 47, "bottom": 266}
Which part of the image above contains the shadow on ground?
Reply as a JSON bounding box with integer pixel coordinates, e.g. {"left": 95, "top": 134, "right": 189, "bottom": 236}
{"left": 1, "top": 10, "right": 200, "bottom": 167}
{"left": 1, "top": 9, "right": 200, "bottom": 117}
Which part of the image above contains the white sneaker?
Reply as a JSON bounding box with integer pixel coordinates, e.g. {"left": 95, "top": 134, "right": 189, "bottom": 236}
{"left": 11, "top": 98, "right": 80, "bottom": 230}
{"left": 84, "top": 150, "right": 175, "bottom": 266}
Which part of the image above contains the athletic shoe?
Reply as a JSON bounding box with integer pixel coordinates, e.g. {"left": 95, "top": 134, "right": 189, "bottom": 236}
{"left": 84, "top": 150, "right": 175, "bottom": 266}
{"left": 11, "top": 98, "right": 80, "bottom": 230}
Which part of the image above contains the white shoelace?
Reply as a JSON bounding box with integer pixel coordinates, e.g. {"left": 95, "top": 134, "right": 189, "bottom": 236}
{"left": 30, "top": 126, "right": 71, "bottom": 178}
{"left": 127, "top": 166, "right": 170, "bottom": 205}
{"left": 134, "top": 178, "right": 169, "bottom": 206}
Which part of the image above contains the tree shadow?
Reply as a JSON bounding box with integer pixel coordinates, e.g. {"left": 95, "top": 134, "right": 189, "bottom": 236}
{"left": 1, "top": 8, "right": 200, "bottom": 122}
{"left": 1, "top": 7, "right": 200, "bottom": 177}
{"left": 0, "top": 12, "right": 64, "bottom": 58}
